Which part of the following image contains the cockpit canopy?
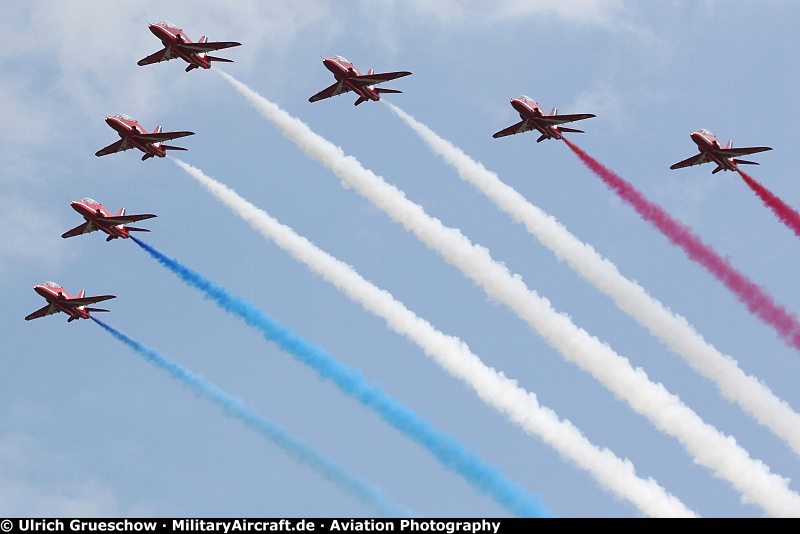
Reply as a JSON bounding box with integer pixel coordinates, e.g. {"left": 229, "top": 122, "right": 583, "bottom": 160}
{"left": 80, "top": 198, "right": 99, "bottom": 205}
{"left": 518, "top": 95, "right": 535, "bottom": 103}
{"left": 158, "top": 21, "right": 181, "bottom": 30}
{"left": 697, "top": 128, "right": 715, "bottom": 137}
{"left": 113, "top": 114, "right": 134, "bottom": 122}
{"left": 333, "top": 55, "right": 350, "bottom": 64}
{"left": 42, "top": 281, "right": 61, "bottom": 288}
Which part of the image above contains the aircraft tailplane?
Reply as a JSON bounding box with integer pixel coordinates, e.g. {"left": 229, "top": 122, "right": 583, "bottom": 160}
{"left": 536, "top": 134, "right": 549, "bottom": 143}
{"left": 125, "top": 227, "right": 151, "bottom": 233}
{"left": 105, "top": 235, "right": 117, "bottom": 242}
{"left": 207, "top": 56, "right": 234, "bottom": 63}
{"left": 375, "top": 88, "right": 402, "bottom": 94}
{"left": 84, "top": 307, "right": 110, "bottom": 314}
{"left": 186, "top": 64, "right": 199, "bottom": 72}
{"left": 733, "top": 159, "right": 759, "bottom": 166}
{"left": 712, "top": 165, "right": 725, "bottom": 174}
{"left": 354, "top": 96, "right": 369, "bottom": 106}
{"left": 558, "top": 127, "right": 585, "bottom": 134}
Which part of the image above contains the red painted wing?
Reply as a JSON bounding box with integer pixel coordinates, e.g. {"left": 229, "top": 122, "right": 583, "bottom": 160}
{"left": 95, "top": 139, "right": 132, "bottom": 157}
{"left": 66, "top": 295, "right": 117, "bottom": 307}
{"left": 537, "top": 113, "right": 596, "bottom": 126}
{"left": 100, "top": 214, "right": 157, "bottom": 225}
{"left": 349, "top": 71, "right": 412, "bottom": 85}
{"left": 177, "top": 41, "right": 241, "bottom": 53}
{"left": 25, "top": 304, "right": 57, "bottom": 321}
{"left": 137, "top": 47, "right": 177, "bottom": 66}
{"left": 670, "top": 152, "right": 712, "bottom": 170}
{"left": 62, "top": 222, "right": 94, "bottom": 239}
{"left": 134, "top": 131, "right": 195, "bottom": 143}
{"left": 309, "top": 81, "right": 350, "bottom": 102}
{"left": 715, "top": 146, "right": 772, "bottom": 158}
{"left": 493, "top": 120, "right": 535, "bottom": 138}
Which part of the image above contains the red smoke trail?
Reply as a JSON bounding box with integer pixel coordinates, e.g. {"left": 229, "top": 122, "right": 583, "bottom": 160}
{"left": 563, "top": 138, "right": 800, "bottom": 352}
{"left": 738, "top": 169, "right": 800, "bottom": 239}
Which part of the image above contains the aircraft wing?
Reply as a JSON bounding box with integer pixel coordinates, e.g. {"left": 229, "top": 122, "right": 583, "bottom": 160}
{"left": 62, "top": 221, "right": 96, "bottom": 239}
{"left": 100, "top": 214, "right": 157, "bottom": 225}
{"left": 95, "top": 139, "right": 132, "bottom": 157}
{"left": 134, "top": 131, "right": 195, "bottom": 143}
{"left": 715, "top": 146, "right": 773, "bottom": 158}
{"left": 137, "top": 47, "right": 178, "bottom": 66}
{"left": 350, "top": 71, "right": 412, "bottom": 85}
{"left": 670, "top": 152, "right": 713, "bottom": 170}
{"left": 538, "top": 113, "right": 596, "bottom": 126}
{"left": 492, "top": 120, "right": 535, "bottom": 138}
{"left": 25, "top": 304, "right": 58, "bottom": 321}
{"left": 178, "top": 41, "right": 242, "bottom": 53}
{"left": 66, "top": 295, "right": 117, "bottom": 307}
{"left": 309, "top": 80, "right": 350, "bottom": 102}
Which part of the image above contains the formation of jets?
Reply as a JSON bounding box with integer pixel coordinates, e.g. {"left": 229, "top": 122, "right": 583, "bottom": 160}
{"left": 28, "top": 21, "right": 776, "bottom": 322}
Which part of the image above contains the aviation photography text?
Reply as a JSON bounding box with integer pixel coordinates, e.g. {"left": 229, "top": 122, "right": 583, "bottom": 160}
{"left": 6, "top": 520, "right": 505, "bottom": 534}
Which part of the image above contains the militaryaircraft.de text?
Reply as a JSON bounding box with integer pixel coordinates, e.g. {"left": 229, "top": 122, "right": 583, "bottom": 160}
{"left": 25, "top": 282, "right": 116, "bottom": 322}
{"left": 670, "top": 129, "right": 773, "bottom": 174}
{"left": 493, "top": 96, "right": 596, "bottom": 142}
{"left": 62, "top": 198, "right": 157, "bottom": 242}
{"left": 309, "top": 55, "right": 412, "bottom": 106}
{"left": 95, "top": 114, "right": 194, "bottom": 161}
{"left": 138, "top": 21, "right": 241, "bottom": 72}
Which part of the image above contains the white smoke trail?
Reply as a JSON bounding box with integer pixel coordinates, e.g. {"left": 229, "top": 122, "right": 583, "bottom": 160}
{"left": 174, "top": 158, "right": 696, "bottom": 518}
{"left": 386, "top": 103, "right": 800, "bottom": 458}
{"left": 219, "top": 71, "right": 800, "bottom": 517}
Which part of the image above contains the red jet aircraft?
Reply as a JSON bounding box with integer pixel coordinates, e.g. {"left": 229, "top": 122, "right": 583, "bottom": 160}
{"left": 309, "top": 55, "right": 412, "bottom": 106}
{"left": 493, "top": 96, "right": 596, "bottom": 142}
{"left": 95, "top": 114, "right": 194, "bottom": 161}
{"left": 670, "top": 129, "right": 773, "bottom": 174}
{"left": 62, "top": 198, "right": 157, "bottom": 242}
{"left": 25, "top": 282, "right": 116, "bottom": 322}
{"left": 138, "top": 21, "right": 241, "bottom": 72}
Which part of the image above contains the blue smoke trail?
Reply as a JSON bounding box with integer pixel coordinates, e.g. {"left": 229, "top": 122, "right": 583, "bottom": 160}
{"left": 130, "top": 236, "right": 552, "bottom": 517}
{"left": 91, "top": 316, "right": 412, "bottom": 517}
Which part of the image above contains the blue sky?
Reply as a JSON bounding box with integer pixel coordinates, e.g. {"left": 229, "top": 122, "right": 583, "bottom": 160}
{"left": 2, "top": 0, "right": 800, "bottom": 517}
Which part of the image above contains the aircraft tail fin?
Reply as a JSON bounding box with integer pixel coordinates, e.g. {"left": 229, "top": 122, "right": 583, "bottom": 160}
{"left": 116, "top": 207, "right": 125, "bottom": 217}
{"left": 142, "top": 153, "right": 154, "bottom": 161}
{"left": 733, "top": 159, "right": 760, "bottom": 166}
{"left": 536, "top": 134, "right": 548, "bottom": 143}
{"left": 207, "top": 55, "right": 234, "bottom": 63}
{"left": 185, "top": 64, "right": 199, "bottom": 72}
{"left": 375, "top": 88, "right": 402, "bottom": 94}
{"left": 367, "top": 68, "right": 374, "bottom": 75}
{"left": 354, "top": 96, "right": 369, "bottom": 106}
{"left": 726, "top": 140, "right": 733, "bottom": 149}
{"left": 558, "top": 127, "right": 585, "bottom": 134}
{"left": 199, "top": 36, "right": 208, "bottom": 44}
{"left": 712, "top": 165, "right": 725, "bottom": 174}
{"left": 77, "top": 289, "right": 85, "bottom": 299}
{"left": 550, "top": 107, "right": 557, "bottom": 116}
{"left": 67, "top": 316, "right": 78, "bottom": 323}
{"left": 106, "top": 235, "right": 117, "bottom": 242}
{"left": 153, "top": 125, "right": 162, "bottom": 134}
